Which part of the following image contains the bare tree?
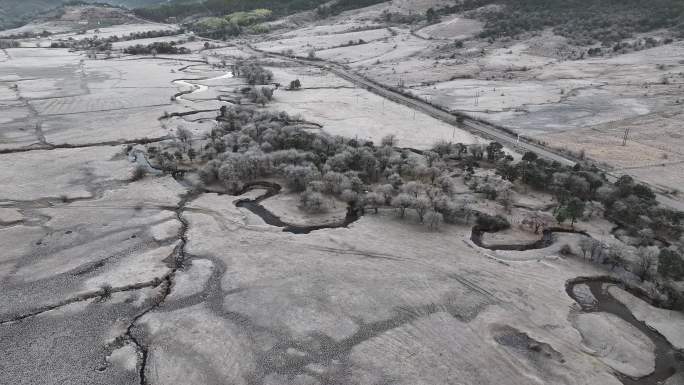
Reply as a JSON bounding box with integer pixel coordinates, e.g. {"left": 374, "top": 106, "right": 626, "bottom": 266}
{"left": 402, "top": 181, "right": 424, "bottom": 198}
{"left": 299, "top": 190, "right": 329, "bottom": 213}
{"left": 176, "top": 126, "right": 192, "bottom": 149}
{"left": 498, "top": 188, "right": 513, "bottom": 213}
{"left": 412, "top": 196, "right": 432, "bottom": 223}
{"left": 634, "top": 246, "right": 658, "bottom": 281}
{"left": 426, "top": 210, "right": 443, "bottom": 230}
{"left": 363, "top": 191, "right": 384, "bottom": 214}
{"left": 604, "top": 243, "right": 626, "bottom": 270}
{"left": 218, "top": 162, "right": 240, "bottom": 193}
{"left": 521, "top": 211, "right": 554, "bottom": 234}
{"left": 381, "top": 134, "right": 397, "bottom": 147}
{"left": 374, "top": 184, "right": 394, "bottom": 205}
{"left": 590, "top": 239, "right": 604, "bottom": 262}
{"left": 391, "top": 193, "right": 413, "bottom": 218}
{"left": 583, "top": 201, "right": 605, "bottom": 219}
{"left": 579, "top": 237, "right": 593, "bottom": 259}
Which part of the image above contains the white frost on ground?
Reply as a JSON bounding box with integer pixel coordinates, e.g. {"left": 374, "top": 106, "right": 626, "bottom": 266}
{"left": 571, "top": 284, "right": 597, "bottom": 308}
{"left": 83, "top": 243, "right": 176, "bottom": 291}
{"left": 150, "top": 217, "right": 182, "bottom": 242}
{"left": 0, "top": 207, "right": 24, "bottom": 223}
{"left": 0, "top": 146, "right": 129, "bottom": 201}
{"left": 573, "top": 312, "right": 655, "bottom": 378}
{"left": 178, "top": 196, "right": 626, "bottom": 384}
{"left": 107, "top": 344, "right": 139, "bottom": 372}
{"left": 607, "top": 285, "right": 684, "bottom": 350}
{"left": 141, "top": 303, "right": 256, "bottom": 385}
{"left": 168, "top": 259, "right": 215, "bottom": 301}
{"left": 268, "top": 65, "right": 486, "bottom": 149}
{"left": 259, "top": 191, "right": 348, "bottom": 226}
{"left": 414, "top": 16, "right": 483, "bottom": 40}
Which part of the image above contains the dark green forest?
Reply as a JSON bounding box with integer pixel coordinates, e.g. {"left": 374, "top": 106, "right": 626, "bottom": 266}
{"left": 3, "top": 0, "right": 683, "bottom": 44}
{"left": 438, "top": 0, "right": 684, "bottom": 44}
{"left": 133, "top": 0, "right": 385, "bottom": 23}
{"left": 0, "top": 0, "right": 162, "bottom": 30}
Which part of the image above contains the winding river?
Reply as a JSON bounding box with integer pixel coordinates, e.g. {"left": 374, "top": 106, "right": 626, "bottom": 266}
{"left": 171, "top": 71, "right": 234, "bottom": 103}
{"left": 566, "top": 278, "right": 684, "bottom": 385}
{"left": 470, "top": 225, "right": 588, "bottom": 251}
{"left": 233, "top": 182, "right": 360, "bottom": 234}
{"left": 161, "top": 63, "right": 683, "bottom": 384}
{"left": 470, "top": 223, "right": 684, "bottom": 384}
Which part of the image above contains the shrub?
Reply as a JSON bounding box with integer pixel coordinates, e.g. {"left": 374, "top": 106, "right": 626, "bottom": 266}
{"left": 476, "top": 214, "right": 510, "bottom": 232}
{"left": 559, "top": 244, "right": 572, "bottom": 256}
{"left": 235, "top": 61, "right": 273, "bottom": 85}
{"left": 426, "top": 210, "right": 443, "bottom": 230}
{"left": 658, "top": 248, "right": 684, "bottom": 280}
{"left": 123, "top": 41, "right": 189, "bottom": 55}
{"left": 131, "top": 165, "right": 147, "bottom": 181}
{"left": 0, "top": 40, "right": 20, "bottom": 48}
{"left": 299, "top": 189, "right": 329, "bottom": 213}
{"left": 99, "top": 284, "right": 113, "bottom": 301}
{"left": 289, "top": 79, "right": 302, "bottom": 90}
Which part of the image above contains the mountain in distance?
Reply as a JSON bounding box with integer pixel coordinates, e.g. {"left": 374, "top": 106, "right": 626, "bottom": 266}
{"left": 0, "top": 0, "right": 172, "bottom": 31}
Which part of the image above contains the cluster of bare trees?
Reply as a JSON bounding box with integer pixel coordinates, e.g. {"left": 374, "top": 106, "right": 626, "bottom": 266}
{"left": 0, "top": 39, "right": 20, "bottom": 48}
{"left": 141, "top": 100, "right": 683, "bottom": 300}
{"left": 248, "top": 87, "right": 274, "bottom": 106}
{"left": 234, "top": 60, "right": 273, "bottom": 85}
{"left": 156, "top": 105, "right": 496, "bottom": 230}
{"left": 577, "top": 236, "right": 662, "bottom": 282}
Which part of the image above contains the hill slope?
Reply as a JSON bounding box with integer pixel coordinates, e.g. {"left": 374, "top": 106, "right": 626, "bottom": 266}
{"left": 0, "top": 0, "right": 167, "bottom": 31}
{"left": 0, "top": 0, "right": 62, "bottom": 30}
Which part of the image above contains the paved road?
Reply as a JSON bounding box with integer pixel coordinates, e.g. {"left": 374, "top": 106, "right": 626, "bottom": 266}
{"left": 243, "top": 45, "right": 684, "bottom": 212}
{"left": 331, "top": 65, "right": 577, "bottom": 166}
{"left": 247, "top": 46, "right": 574, "bottom": 165}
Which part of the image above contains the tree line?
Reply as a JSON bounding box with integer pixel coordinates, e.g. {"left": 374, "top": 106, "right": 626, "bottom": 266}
{"left": 134, "top": 0, "right": 386, "bottom": 24}
{"left": 140, "top": 101, "right": 684, "bottom": 306}
{"left": 435, "top": 0, "right": 684, "bottom": 45}
{"left": 123, "top": 41, "right": 190, "bottom": 55}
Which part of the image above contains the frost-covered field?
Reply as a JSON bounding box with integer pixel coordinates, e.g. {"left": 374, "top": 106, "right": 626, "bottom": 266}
{"left": 1, "top": 4, "right": 683, "bottom": 385}
{"left": 265, "top": 65, "right": 486, "bottom": 148}
{"left": 253, "top": 3, "right": 684, "bottom": 193}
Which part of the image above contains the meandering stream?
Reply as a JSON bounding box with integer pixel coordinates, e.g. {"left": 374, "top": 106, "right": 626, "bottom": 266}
{"left": 470, "top": 226, "right": 588, "bottom": 251}
{"left": 567, "top": 278, "right": 684, "bottom": 385}
{"left": 234, "top": 182, "right": 360, "bottom": 234}
{"left": 171, "top": 71, "right": 233, "bottom": 103}
{"left": 161, "top": 64, "right": 683, "bottom": 385}
{"left": 470, "top": 222, "right": 683, "bottom": 384}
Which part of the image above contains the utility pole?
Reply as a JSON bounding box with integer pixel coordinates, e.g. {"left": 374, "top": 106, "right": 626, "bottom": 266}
{"left": 622, "top": 127, "right": 630, "bottom": 146}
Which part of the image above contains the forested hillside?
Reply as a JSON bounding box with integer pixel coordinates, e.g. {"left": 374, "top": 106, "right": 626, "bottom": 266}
{"left": 441, "top": 0, "right": 684, "bottom": 44}
{"left": 0, "top": 0, "right": 166, "bottom": 31}
{"left": 133, "top": 0, "right": 386, "bottom": 23}
{"left": 0, "top": 0, "right": 63, "bottom": 30}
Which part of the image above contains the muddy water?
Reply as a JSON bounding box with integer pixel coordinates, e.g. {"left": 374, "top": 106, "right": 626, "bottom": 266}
{"left": 234, "top": 182, "right": 360, "bottom": 234}
{"left": 471, "top": 227, "right": 587, "bottom": 251}
{"left": 567, "top": 279, "right": 684, "bottom": 385}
